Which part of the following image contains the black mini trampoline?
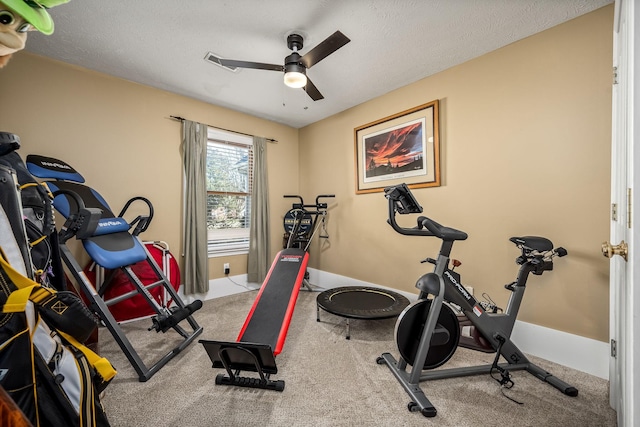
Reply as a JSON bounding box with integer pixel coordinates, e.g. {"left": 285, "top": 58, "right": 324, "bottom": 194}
{"left": 316, "top": 286, "right": 410, "bottom": 339}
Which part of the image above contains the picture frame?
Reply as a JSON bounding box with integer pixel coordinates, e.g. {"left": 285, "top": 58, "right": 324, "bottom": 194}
{"left": 354, "top": 100, "right": 440, "bottom": 194}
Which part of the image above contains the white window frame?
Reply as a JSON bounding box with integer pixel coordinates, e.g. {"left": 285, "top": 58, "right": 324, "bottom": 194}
{"left": 206, "top": 128, "right": 253, "bottom": 257}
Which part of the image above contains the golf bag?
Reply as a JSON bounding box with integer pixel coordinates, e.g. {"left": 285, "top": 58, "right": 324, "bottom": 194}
{"left": 0, "top": 132, "right": 116, "bottom": 426}
{"left": 0, "top": 132, "right": 64, "bottom": 289}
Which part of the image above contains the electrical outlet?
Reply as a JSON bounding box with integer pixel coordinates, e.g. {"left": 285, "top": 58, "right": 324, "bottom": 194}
{"left": 223, "top": 263, "right": 230, "bottom": 275}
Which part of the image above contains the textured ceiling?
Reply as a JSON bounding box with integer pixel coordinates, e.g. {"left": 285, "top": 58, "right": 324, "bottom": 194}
{"left": 23, "top": 0, "right": 612, "bottom": 128}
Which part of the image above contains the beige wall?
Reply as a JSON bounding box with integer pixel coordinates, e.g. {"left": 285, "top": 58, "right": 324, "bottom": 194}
{"left": 0, "top": 53, "right": 300, "bottom": 280}
{"left": 299, "top": 6, "right": 613, "bottom": 342}
{"left": 0, "top": 5, "right": 613, "bottom": 343}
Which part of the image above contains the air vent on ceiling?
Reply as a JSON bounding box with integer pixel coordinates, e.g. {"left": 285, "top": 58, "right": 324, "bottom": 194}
{"left": 204, "top": 52, "right": 239, "bottom": 72}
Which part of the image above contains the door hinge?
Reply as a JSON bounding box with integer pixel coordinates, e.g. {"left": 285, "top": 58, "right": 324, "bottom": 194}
{"left": 612, "top": 203, "right": 618, "bottom": 221}
{"left": 611, "top": 339, "right": 617, "bottom": 357}
{"left": 613, "top": 66, "right": 618, "bottom": 85}
{"left": 627, "top": 188, "right": 632, "bottom": 228}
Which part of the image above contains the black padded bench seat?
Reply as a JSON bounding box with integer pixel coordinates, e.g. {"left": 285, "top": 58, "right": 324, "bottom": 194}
{"left": 200, "top": 248, "right": 309, "bottom": 391}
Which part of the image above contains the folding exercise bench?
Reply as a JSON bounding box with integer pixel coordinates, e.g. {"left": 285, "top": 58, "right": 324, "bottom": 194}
{"left": 25, "top": 155, "right": 203, "bottom": 382}
{"left": 200, "top": 248, "right": 309, "bottom": 391}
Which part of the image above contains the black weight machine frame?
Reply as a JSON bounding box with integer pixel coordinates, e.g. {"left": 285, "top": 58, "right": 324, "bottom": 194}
{"left": 282, "top": 194, "right": 334, "bottom": 290}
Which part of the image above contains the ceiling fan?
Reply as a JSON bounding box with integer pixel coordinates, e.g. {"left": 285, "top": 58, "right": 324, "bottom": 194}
{"left": 218, "top": 31, "right": 350, "bottom": 101}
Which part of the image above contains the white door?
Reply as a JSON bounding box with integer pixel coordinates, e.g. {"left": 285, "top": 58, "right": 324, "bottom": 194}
{"left": 607, "top": 1, "right": 638, "bottom": 425}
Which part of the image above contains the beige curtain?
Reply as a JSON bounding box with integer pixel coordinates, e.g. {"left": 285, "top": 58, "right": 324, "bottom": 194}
{"left": 180, "top": 120, "right": 209, "bottom": 294}
{"left": 247, "top": 137, "right": 270, "bottom": 283}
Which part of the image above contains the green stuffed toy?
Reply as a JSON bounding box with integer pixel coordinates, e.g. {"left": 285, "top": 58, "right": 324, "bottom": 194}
{"left": 0, "top": 0, "right": 68, "bottom": 68}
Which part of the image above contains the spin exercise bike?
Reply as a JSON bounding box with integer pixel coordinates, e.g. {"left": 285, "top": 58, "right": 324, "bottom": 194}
{"left": 376, "top": 184, "right": 577, "bottom": 417}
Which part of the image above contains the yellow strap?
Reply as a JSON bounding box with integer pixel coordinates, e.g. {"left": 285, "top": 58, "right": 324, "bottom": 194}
{"left": 2, "top": 284, "right": 53, "bottom": 313}
{"left": 30, "top": 235, "right": 47, "bottom": 247}
{"left": 2, "top": 285, "right": 39, "bottom": 313}
{"left": 0, "top": 250, "right": 39, "bottom": 290}
{"left": 41, "top": 181, "right": 53, "bottom": 198}
{"left": 19, "top": 182, "right": 38, "bottom": 191}
{"left": 28, "top": 287, "right": 52, "bottom": 304}
{"left": 1, "top": 251, "right": 117, "bottom": 382}
{"left": 3, "top": 293, "right": 117, "bottom": 382}
{"left": 0, "top": 251, "right": 53, "bottom": 310}
{"left": 58, "top": 331, "right": 117, "bottom": 382}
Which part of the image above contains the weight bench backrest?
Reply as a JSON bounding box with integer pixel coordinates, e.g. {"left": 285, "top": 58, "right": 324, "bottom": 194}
{"left": 238, "top": 248, "right": 309, "bottom": 355}
{"left": 26, "top": 155, "right": 147, "bottom": 269}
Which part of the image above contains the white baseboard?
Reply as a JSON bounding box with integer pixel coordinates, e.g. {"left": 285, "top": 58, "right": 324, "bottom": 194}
{"left": 178, "top": 274, "right": 259, "bottom": 303}
{"left": 511, "top": 321, "right": 609, "bottom": 379}
{"left": 179, "top": 268, "right": 609, "bottom": 379}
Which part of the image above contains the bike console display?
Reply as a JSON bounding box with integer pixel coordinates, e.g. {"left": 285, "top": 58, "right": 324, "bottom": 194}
{"left": 384, "top": 184, "right": 423, "bottom": 215}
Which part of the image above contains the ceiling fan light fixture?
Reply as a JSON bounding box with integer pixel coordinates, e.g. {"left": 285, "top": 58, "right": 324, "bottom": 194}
{"left": 284, "top": 63, "right": 307, "bottom": 88}
{"left": 284, "top": 71, "right": 307, "bottom": 88}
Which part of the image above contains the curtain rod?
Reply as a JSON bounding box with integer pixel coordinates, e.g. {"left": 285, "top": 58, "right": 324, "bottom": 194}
{"left": 170, "top": 115, "right": 277, "bottom": 143}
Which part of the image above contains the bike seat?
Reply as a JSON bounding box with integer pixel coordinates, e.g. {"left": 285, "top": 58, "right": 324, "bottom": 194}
{"left": 420, "top": 217, "right": 468, "bottom": 241}
{"left": 509, "top": 236, "right": 553, "bottom": 252}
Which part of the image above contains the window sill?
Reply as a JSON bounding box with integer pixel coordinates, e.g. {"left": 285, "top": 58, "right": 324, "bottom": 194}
{"left": 208, "top": 249, "right": 249, "bottom": 258}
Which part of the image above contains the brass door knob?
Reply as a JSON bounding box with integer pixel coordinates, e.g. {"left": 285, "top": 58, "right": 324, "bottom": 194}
{"left": 602, "top": 240, "right": 628, "bottom": 261}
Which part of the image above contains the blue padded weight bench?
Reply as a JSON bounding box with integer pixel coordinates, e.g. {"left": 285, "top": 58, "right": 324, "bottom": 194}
{"left": 26, "top": 155, "right": 203, "bottom": 382}
{"left": 200, "top": 248, "right": 309, "bottom": 391}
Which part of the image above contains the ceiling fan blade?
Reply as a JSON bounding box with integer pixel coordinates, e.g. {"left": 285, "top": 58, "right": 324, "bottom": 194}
{"left": 301, "top": 31, "right": 350, "bottom": 69}
{"left": 303, "top": 77, "right": 324, "bottom": 101}
{"left": 218, "top": 59, "right": 284, "bottom": 72}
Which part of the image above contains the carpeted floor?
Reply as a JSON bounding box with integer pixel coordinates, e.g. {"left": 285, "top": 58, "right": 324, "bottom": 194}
{"left": 100, "top": 290, "right": 617, "bottom": 427}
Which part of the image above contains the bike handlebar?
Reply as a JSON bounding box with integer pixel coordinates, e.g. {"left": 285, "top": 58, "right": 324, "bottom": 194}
{"left": 418, "top": 216, "right": 468, "bottom": 241}
{"left": 387, "top": 207, "right": 434, "bottom": 237}
{"left": 385, "top": 185, "right": 468, "bottom": 241}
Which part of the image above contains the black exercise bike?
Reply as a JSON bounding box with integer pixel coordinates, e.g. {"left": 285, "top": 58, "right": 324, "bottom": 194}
{"left": 377, "top": 184, "right": 578, "bottom": 417}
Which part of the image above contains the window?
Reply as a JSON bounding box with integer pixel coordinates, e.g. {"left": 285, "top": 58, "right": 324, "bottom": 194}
{"left": 206, "top": 128, "right": 253, "bottom": 256}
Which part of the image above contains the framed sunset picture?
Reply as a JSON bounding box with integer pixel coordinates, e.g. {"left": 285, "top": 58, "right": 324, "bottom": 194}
{"left": 354, "top": 100, "right": 440, "bottom": 194}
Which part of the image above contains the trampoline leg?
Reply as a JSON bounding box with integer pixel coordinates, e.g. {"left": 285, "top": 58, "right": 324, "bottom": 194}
{"left": 346, "top": 319, "right": 350, "bottom": 340}
{"left": 302, "top": 278, "right": 313, "bottom": 292}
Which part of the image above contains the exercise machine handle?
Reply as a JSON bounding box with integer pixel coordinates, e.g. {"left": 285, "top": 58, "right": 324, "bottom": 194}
{"left": 284, "top": 195, "right": 304, "bottom": 209}
{"left": 118, "top": 196, "right": 154, "bottom": 236}
{"left": 284, "top": 194, "right": 335, "bottom": 210}
{"left": 315, "top": 194, "right": 335, "bottom": 209}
